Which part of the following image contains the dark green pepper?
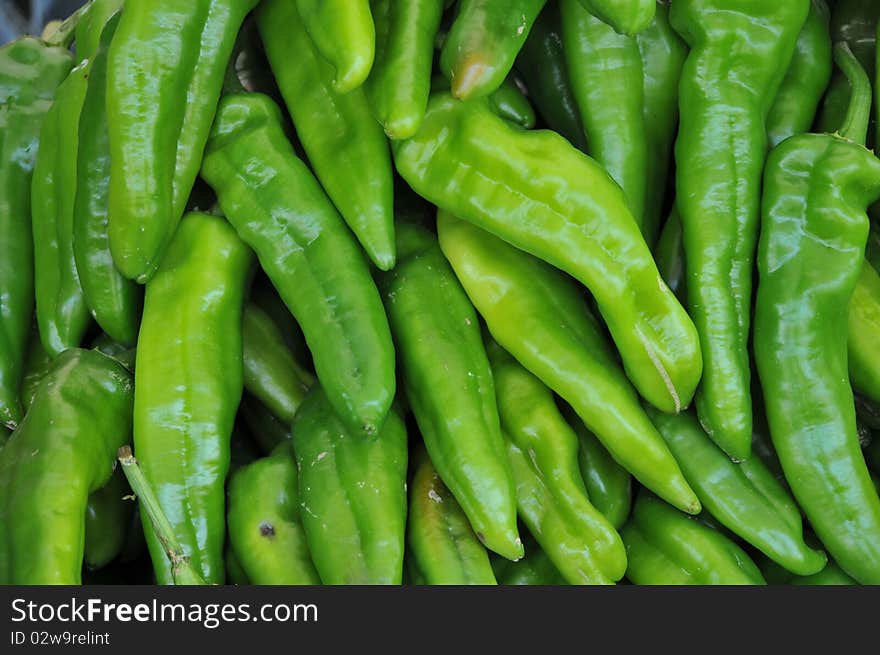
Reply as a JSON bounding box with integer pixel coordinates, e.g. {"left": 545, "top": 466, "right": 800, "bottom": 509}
{"left": 293, "top": 386, "right": 407, "bottom": 585}
{"left": 573, "top": 0, "right": 656, "bottom": 36}
{"left": 849, "top": 260, "right": 880, "bottom": 404}
{"left": 227, "top": 442, "right": 320, "bottom": 585}
{"left": 754, "top": 43, "right": 880, "bottom": 585}
{"left": 83, "top": 469, "right": 132, "bottom": 571}
{"left": 0, "top": 348, "right": 133, "bottom": 584}
{"left": 134, "top": 212, "right": 253, "bottom": 585}
{"left": 492, "top": 535, "right": 568, "bottom": 585}
{"left": 376, "top": 221, "right": 522, "bottom": 561}
{"left": 201, "top": 92, "right": 396, "bottom": 437}
{"left": 0, "top": 36, "right": 72, "bottom": 429}
{"left": 238, "top": 393, "right": 292, "bottom": 455}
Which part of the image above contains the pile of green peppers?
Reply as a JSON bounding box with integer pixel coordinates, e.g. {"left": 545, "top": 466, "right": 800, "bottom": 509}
{"left": 3, "top": 0, "right": 880, "bottom": 587}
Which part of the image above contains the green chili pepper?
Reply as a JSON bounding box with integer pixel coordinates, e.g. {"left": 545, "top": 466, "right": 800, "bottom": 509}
{"left": 489, "top": 340, "right": 626, "bottom": 585}
{"left": 395, "top": 92, "right": 702, "bottom": 415}
{"left": 227, "top": 442, "right": 320, "bottom": 585}
{"left": 201, "top": 92, "right": 396, "bottom": 437}
{"left": 648, "top": 408, "right": 827, "bottom": 576}
{"left": 621, "top": 490, "right": 766, "bottom": 585}
{"left": 74, "top": 13, "right": 141, "bottom": 347}
{"left": 238, "top": 393, "right": 292, "bottom": 455}
{"left": 293, "top": 386, "right": 408, "bottom": 585}
{"left": 19, "top": 330, "right": 51, "bottom": 414}
{"left": 294, "top": 0, "right": 375, "bottom": 93}
{"left": 670, "top": 0, "right": 811, "bottom": 461}
{"left": 754, "top": 43, "right": 880, "bottom": 585}
{"left": 564, "top": 407, "right": 632, "bottom": 531}
{"left": 83, "top": 469, "right": 132, "bottom": 571}
{"left": 0, "top": 36, "right": 74, "bottom": 429}
{"left": 31, "top": 56, "right": 93, "bottom": 358}
{"left": 761, "top": 555, "right": 858, "bottom": 585}
{"left": 134, "top": 212, "right": 254, "bottom": 585}
{"left": 407, "top": 445, "right": 497, "bottom": 585}
{"left": 242, "top": 301, "right": 315, "bottom": 426}
{"left": 636, "top": 2, "right": 688, "bottom": 245}
{"left": 0, "top": 348, "right": 133, "bottom": 584}
{"left": 366, "top": 0, "right": 445, "bottom": 139}
{"left": 248, "top": 279, "right": 311, "bottom": 372}
{"left": 767, "top": 1, "right": 833, "bottom": 149}
{"left": 514, "top": 1, "right": 587, "bottom": 150}
{"left": 573, "top": 0, "right": 656, "bottom": 36}
{"left": 489, "top": 77, "right": 536, "bottom": 129}
{"left": 849, "top": 261, "right": 880, "bottom": 404}
{"left": 437, "top": 213, "right": 699, "bottom": 513}
{"left": 439, "top": 0, "right": 547, "bottom": 100}
{"left": 492, "top": 535, "right": 568, "bottom": 585}
{"left": 258, "top": 0, "right": 395, "bottom": 271}
{"left": 562, "top": 0, "right": 647, "bottom": 229}
{"left": 654, "top": 207, "right": 686, "bottom": 304}
{"left": 106, "top": 0, "right": 258, "bottom": 283}
{"left": 74, "top": 0, "right": 123, "bottom": 62}
{"left": 376, "top": 221, "right": 522, "bottom": 561}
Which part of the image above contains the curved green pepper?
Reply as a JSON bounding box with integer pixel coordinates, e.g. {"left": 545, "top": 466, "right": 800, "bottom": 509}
{"left": 227, "top": 442, "right": 320, "bottom": 585}
{"left": 761, "top": 555, "right": 858, "bottom": 585}
{"left": 0, "top": 348, "right": 133, "bottom": 584}
{"left": 574, "top": 0, "right": 656, "bottom": 36}
{"left": 201, "top": 92, "right": 396, "bottom": 437}
{"left": 366, "top": 0, "right": 445, "bottom": 139}
{"left": 565, "top": 407, "right": 632, "bottom": 531}
{"left": 514, "top": 1, "right": 587, "bottom": 151}
{"left": 83, "top": 469, "right": 132, "bottom": 571}
{"left": 489, "top": 340, "right": 627, "bottom": 585}
{"left": 439, "top": 0, "right": 547, "bottom": 100}
{"left": 249, "top": 279, "right": 311, "bottom": 370}
{"left": 654, "top": 207, "right": 686, "bottom": 304}
{"left": 0, "top": 38, "right": 72, "bottom": 428}
{"left": 395, "top": 92, "right": 702, "bottom": 414}
{"left": 649, "top": 408, "right": 827, "bottom": 576}
{"left": 636, "top": 3, "right": 688, "bottom": 245}
{"left": 492, "top": 535, "right": 567, "bottom": 585}
{"left": 134, "top": 211, "right": 253, "bottom": 585}
{"left": 489, "top": 77, "right": 536, "bottom": 129}
{"left": 19, "top": 330, "right": 51, "bottom": 414}
{"left": 766, "top": 0, "right": 833, "bottom": 149}
{"left": 293, "top": 386, "right": 407, "bottom": 585}
{"left": 754, "top": 43, "right": 880, "bottom": 585}
{"left": 849, "top": 260, "right": 880, "bottom": 404}
{"left": 376, "top": 221, "right": 521, "bottom": 561}
{"left": 562, "top": 0, "right": 647, "bottom": 228}
{"left": 31, "top": 58, "right": 92, "bottom": 358}
{"left": 407, "top": 445, "right": 497, "bottom": 585}
{"left": 671, "top": 0, "right": 811, "bottom": 461}
{"left": 621, "top": 491, "right": 766, "bottom": 585}
{"left": 238, "top": 393, "right": 292, "bottom": 455}
{"left": 106, "top": 0, "right": 258, "bottom": 283}
{"left": 74, "top": 0, "right": 123, "bottom": 62}
{"left": 258, "top": 0, "right": 395, "bottom": 271}
{"left": 437, "top": 213, "right": 699, "bottom": 513}
{"left": 242, "top": 301, "right": 315, "bottom": 426}
{"left": 74, "top": 12, "right": 141, "bottom": 347}
{"left": 294, "top": 0, "right": 375, "bottom": 93}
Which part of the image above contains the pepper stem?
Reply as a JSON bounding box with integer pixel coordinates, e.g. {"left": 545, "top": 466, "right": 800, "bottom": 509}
{"left": 117, "top": 445, "right": 207, "bottom": 585}
{"left": 43, "top": 0, "right": 93, "bottom": 49}
{"left": 833, "top": 41, "right": 871, "bottom": 146}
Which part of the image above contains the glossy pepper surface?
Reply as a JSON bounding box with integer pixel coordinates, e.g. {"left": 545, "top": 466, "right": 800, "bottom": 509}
{"left": 562, "top": 0, "right": 647, "bottom": 229}
{"left": 0, "top": 37, "right": 72, "bottom": 429}
{"left": 83, "top": 470, "right": 131, "bottom": 571}
{"left": 515, "top": 1, "right": 587, "bottom": 151}
{"left": 439, "top": 0, "right": 547, "bottom": 100}
{"left": 74, "top": 0, "right": 123, "bottom": 62}
{"left": 134, "top": 212, "right": 253, "bottom": 585}
{"left": 376, "top": 221, "right": 522, "bottom": 561}
{"left": 755, "top": 44, "right": 880, "bottom": 585}
{"left": 575, "top": 0, "right": 655, "bottom": 36}
{"left": 201, "top": 92, "right": 396, "bottom": 437}
{"left": 31, "top": 57, "right": 92, "bottom": 358}
{"left": 227, "top": 443, "right": 320, "bottom": 585}
{"left": 106, "top": 0, "right": 258, "bottom": 283}
{"left": 437, "top": 213, "right": 699, "bottom": 514}
{"left": 492, "top": 535, "right": 567, "bottom": 585}
{"left": 365, "top": 0, "right": 445, "bottom": 139}
{"left": 766, "top": 0, "right": 833, "bottom": 149}
{"left": 293, "top": 386, "right": 408, "bottom": 585}
{"left": 671, "top": 0, "right": 810, "bottom": 461}
{"left": 258, "top": 0, "right": 395, "bottom": 271}
{"left": 395, "top": 92, "right": 702, "bottom": 414}
{"left": 294, "top": 0, "right": 375, "bottom": 93}
{"left": 849, "top": 261, "right": 880, "bottom": 404}
{"left": 489, "top": 340, "right": 627, "bottom": 585}
{"left": 621, "top": 491, "right": 767, "bottom": 585}
{"left": 407, "top": 445, "right": 497, "bottom": 585}
{"left": 74, "top": 12, "right": 141, "bottom": 347}
{"left": 0, "top": 348, "right": 133, "bottom": 584}
{"left": 649, "top": 408, "right": 827, "bottom": 576}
